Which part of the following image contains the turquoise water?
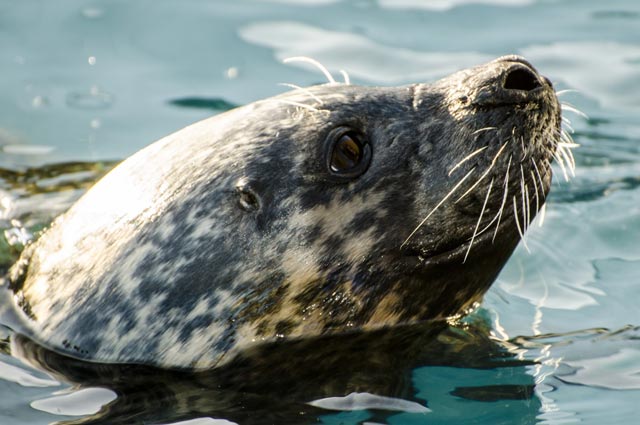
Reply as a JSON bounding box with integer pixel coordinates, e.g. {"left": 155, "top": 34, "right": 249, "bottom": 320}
{"left": 0, "top": 0, "right": 639, "bottom": 424}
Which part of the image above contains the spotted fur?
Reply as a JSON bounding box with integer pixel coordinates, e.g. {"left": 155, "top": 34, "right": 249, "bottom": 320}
{"left": 7, "top": 56, "right": 561, "bottom": 369}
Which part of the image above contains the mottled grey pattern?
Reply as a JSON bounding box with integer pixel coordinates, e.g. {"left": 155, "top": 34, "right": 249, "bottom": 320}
{"left": 7, "top": 56, "right": 561, "bottom": 369}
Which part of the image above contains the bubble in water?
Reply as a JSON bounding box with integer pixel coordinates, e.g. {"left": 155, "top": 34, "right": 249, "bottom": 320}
{"left": 20, "top": 84, "right": 51, "bottom": 110}
{"left": 31, "top": 95, "right": 48, "bottom": 108}
{"left": 225, "top": 67, "right": 239, "bottom": 79}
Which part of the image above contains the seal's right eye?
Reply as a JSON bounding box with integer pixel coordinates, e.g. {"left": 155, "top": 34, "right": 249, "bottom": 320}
{"left": 327, "top": 130, "right": 371, "bottom": 179}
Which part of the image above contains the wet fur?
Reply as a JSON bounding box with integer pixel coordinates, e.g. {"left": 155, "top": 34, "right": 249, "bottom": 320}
{"left": 6, "top": 56, "right": 565, "bottom": 369}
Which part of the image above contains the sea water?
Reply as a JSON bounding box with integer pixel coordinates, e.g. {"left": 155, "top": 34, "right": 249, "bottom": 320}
{"left": 0, "top": 0, "right": 638, "bottom": 423}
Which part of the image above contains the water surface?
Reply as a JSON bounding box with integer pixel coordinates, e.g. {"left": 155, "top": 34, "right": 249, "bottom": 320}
{"left": 0, "top": 0, "right": 639, "bottom": 424}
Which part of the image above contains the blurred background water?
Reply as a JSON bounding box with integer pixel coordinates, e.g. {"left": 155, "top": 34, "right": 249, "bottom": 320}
{"left": 0, "top": 0, "right": 638, "bottom": 424}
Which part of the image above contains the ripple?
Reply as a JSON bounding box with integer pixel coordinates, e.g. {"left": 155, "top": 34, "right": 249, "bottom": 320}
{"left": 560, "top": 348, "right": 640, "bottom": 390}
{"left": 31, "top": 387, "right": 117, "bottom": 416}
{"left": 592, "top": 10, "right": 640, "bottom": 20}
{"left": 257, "top": 0, "right": 341, "bottom": 4}
{"left": 239, "top": 21, "right": 489, "bottom": 84}
{"left": 1, "top": 145, "right": 55, "bottom": 156}
{"left": 0, "top": 359, "right": 59, "bottom": 388}
{"left": 378, "top": 0, "right": 535, "bottom": 11}
{"left": 309, "top": 392, "right": 430, "bottom": 413}
{"left": 158, "top": 418, "right": 239, "bottom": 425}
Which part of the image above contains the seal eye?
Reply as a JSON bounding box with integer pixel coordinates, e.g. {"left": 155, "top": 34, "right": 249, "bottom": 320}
{"left": 327, "top": 130, "right": 371, "bottom": 178}
{"left": 331, "top": 134, "right": 361, "bottom": 172}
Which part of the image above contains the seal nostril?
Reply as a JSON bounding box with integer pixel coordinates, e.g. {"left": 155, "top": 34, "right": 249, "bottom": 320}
{"left": 503, "top": 68, "right": 541, "bottom": 92}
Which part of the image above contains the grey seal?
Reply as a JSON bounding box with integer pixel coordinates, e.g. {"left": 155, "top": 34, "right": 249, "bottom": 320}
{"left": 3, "top": 55, "right": 568, "bottom": 369}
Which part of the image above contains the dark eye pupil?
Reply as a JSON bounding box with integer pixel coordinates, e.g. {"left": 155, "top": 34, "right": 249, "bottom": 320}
{"left": 331, "top": 134, "right": 362, "bottom": 172}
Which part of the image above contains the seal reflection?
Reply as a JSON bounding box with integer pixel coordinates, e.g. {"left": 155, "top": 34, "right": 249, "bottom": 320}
{"left": 12, "top": 313, "right": 540, "bottom": 425}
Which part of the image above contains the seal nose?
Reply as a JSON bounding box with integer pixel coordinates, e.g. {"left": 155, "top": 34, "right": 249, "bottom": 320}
{"left": 494, "top": 55, "right": 545, "bottom": 92}
{"left": 466, "top": 55, "right": 551, "bottom": 106}
{"left": 493, "top": 55, "right": 536, "bottom": 71}
{"left": 503, "top": 67, "right": 542, "bottom": 92}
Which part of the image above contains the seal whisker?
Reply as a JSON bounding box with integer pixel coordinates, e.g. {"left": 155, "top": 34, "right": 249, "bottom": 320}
{"left": 283, "top": 56, "right": 336, "bottom": 84}
{"left": 559, "top": 130, "right": 578, "bottom": 172}
{"left": 401, "top": 167, "right": 476, "bottom": 248}
{"left": 564, "top": 147, "right": 577, "bottom": 174}
{"left": 542, "top": 156, "right": 561, "bottom": 186}
{"left": 268, "top": 99, "right": 323, "bottom": 113}
{"left": 525, "top": 183, "right": 531, "bottom": 231}
{"left": 538, "top": 202, "right": 547, "bottom": 227}
{"left": 563, "top": 144, "right": 576, "bottom": 175}
{"left": 448, "top": 146, "right": 488, "bottom": 176}
{"left": 463, "top": 178, "right": 494, "bottom": 263}
{"left": 557, "top": 144, "right": 575, "bottom": 177}
{"left": 277, "top": 83, "right": 325, "bottom": 105}
{"left": 560, "top": 102, "right": 588, "bottom": 119}
{"left": 471, "top": 127, "right": 497, "bottom": 135}
{"left": 530, "top": 169, "right": 540, "bottom": 216}
{"left": 475, "top": 207, "right": 500, "bottom": 239}
{"left": 551, "top": 148, "right": 569, "bottom": 181}
{"left": 560, "top": 127, "right": 577, "bottom": 146}
{"left": 519, "top": 167, "right": 528, "bottom": 233}
{"left": 532, "top": 158, "right": 545, "bottom": 200}
{"left": 339, "top": 70, "right": 351, "bottom": 85}
{"left": 521, "top": 166, "right": 532, "bottom": 228}
{"left": 558, "top": 141, "right": 580, "bottom": 149}
{"left": 492, "top": 155, "right": 511, "bottom": 242}
{"left": 455, "top": 141, "right": 508, "bottom": 203}
{"left": 556, "top": 89, "right": 579, "bottom": 97}
{"left": 512, "top": 195, "right": 530, "bottom": 252}
{"left": 475, "top": 158, "right": 515, "bottom": 239}
{"left": 561, "top": 117, "right": 575, "bottom": 133}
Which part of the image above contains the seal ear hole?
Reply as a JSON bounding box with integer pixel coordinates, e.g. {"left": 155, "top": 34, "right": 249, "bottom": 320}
{"left": 237, "top": 188, "right": 260, "bottom": 212}
{"left": 326, "top": 129, "right": 372, "bottom": 179}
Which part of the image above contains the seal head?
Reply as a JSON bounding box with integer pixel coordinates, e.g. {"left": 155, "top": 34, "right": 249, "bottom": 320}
{"left": 7, "top": 56, "right": 561, "bottom": 368}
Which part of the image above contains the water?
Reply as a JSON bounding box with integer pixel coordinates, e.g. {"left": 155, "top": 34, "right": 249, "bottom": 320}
{"left": 0, "top": 0, "right": 638, "bottom": 423}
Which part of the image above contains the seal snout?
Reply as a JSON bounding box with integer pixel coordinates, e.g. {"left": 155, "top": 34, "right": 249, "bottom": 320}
{"left": 469, "top": 56, "right": 553, "bottom": 107}
{"left": 496, "top": 55, "right": 550, "bottom": 93}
